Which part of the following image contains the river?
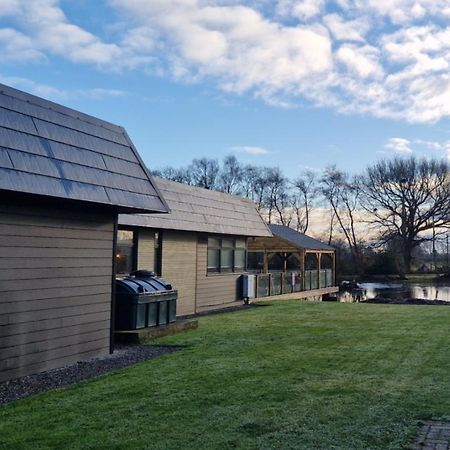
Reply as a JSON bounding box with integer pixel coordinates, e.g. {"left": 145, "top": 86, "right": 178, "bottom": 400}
{"left": 358, "top": 280, "right": 450, "bottom": 302}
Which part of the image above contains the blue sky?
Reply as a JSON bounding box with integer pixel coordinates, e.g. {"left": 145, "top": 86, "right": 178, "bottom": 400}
{"left": 1, "top": 0, "right": 450, "bottom": 177}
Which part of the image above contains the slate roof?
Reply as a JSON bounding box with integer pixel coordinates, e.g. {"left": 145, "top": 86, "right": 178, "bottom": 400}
{"left": 120, "top": 177, "right": 272, "bottom": 237}
{"left": 269, "top": 224, "right": 335, "bottom": 251}
{"left": 0, "top": 83, "right": 168, "bottom": 213}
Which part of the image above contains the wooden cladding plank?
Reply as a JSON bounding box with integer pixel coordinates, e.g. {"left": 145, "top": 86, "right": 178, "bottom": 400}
{"left": 0, "top": 257, "right": 110, "bottom": 270}
{"left": 197, "top": 300, "right": 242, "bottom": 312}
{"left": 0, "top": 223, "right": 113, "bottom": 240}
{"left": 1, "top": 328, "right": 110, "bottom": 362}
{"left": 0, "top": 212, "right": 114, "bottom": 232}
{"left": 0, "top": 203, "right": 115, "bottom": 224}
{"left": 137, "top": 229, "right": 155, "bottom": 270}
{"left": 0, "top": 310, "right": 110, "bottom": 338}
{"left": 0, "top": 247, "right": 111, "bottom": 259}
{"left": 0, "top": 346, "right": 109, "bottom": 383}
{"left": 0, "top": 235, "right": 112, "bottom": 249}
{"left": 0, "top": 319, "right": 110, "bottom": 349}
{"left": 161, "top": 231, "right": 197, "bottom": 316}
{"left": 1, "top": 289, "right": 110, "bottom": 310}
{"left": 1, "top": 302, "right": 110, "bottom": 326}
{"left": 0, "top": 266, "right": 111, "bottom": 281}
{"left": 0, "top": 275, "right": 111, "bottom": 293}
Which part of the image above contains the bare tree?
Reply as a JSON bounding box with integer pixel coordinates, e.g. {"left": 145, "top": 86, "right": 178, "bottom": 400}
{"left": 241, "top": 165, "right": 272, "bottom": 211}
{"left": 327, "top": 208, "right": 338, "bottom": 245}
{"left": 152, "top": 166, "right": 193, "bottom": 184}
{"left": 264, "top": 168, "right": 293, "bottom": 225}
{"left": 321, "top": 166, "right": 362, "bottom": 271}
{"left": 218, "top": 155, "right": 243, "bottom": 194}
{"left": 188, "top": 158, "right": 220, "bottom": 190}
{"left": 292, "top": 171, "right": 316, "bottom": 233}
{"left": 360, "top": 156, "right": 450, "bottom": 272}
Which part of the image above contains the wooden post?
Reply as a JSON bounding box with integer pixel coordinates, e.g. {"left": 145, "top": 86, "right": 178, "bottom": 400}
{"left": 317, "top": 252, "right": 321, "bottom": 289}
{"left": 300, "top": 249, "right": 305, "bottom": 290}
{"left": 333, "top": 251, "right": 336, "bottom": 286}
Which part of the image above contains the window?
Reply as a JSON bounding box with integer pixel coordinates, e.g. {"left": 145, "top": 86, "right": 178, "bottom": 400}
{"left": 154, "top": 231, "right": 163, "bottom": 276}
{"left": 268, "top": 253, "right": 284, "bottom": 271}
{"left": 116, "top": 229, "right": 137, "bottom": 275}
{"left": 207, "top": 237, "right": 247, "bottom": 273}
{"left": 207, "top": 238, "right": 220, "bottom": 272}
{"left": 286, "top": 253, "right": 301, "bottom": 271}
{"left": 247, "top": 251, "right": 264, "bottom": 272}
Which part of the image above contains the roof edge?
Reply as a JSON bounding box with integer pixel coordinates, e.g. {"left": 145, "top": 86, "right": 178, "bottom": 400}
{"left": 120, "top": 128, "right": 170, "bottom": 215}
{"left": 0, "top": 83, "right": 121, "bottom": 133}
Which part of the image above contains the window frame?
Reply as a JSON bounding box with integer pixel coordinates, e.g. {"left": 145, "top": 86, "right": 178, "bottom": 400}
{"left": 116, "top": 227, "right": 138, "bottom": 275}
{"left": 207, "top": 236, "right": 247, "bottom": 274}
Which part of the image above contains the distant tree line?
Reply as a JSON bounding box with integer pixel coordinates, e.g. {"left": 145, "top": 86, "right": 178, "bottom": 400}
{"left": 153, "top": 156, "right": 317, "bottom": 234}
{"left": 153, "top": 155, "right": 450, "bottom": 276}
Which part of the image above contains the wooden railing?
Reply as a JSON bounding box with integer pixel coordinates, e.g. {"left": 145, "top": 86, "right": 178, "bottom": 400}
{"left": 253, "top": 269, "right": 333, "bottom": 298}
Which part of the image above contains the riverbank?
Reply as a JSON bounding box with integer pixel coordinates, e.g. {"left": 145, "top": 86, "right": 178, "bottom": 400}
{"left": 364, "top": 297, "right": 450, "bottom": 306}
{"left": 339, "top": 273, "right": 441, "bottom": 283}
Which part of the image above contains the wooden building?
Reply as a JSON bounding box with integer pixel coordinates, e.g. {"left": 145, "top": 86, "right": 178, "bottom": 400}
{"left": 247, "top": 224, "right": 338, "bottom": 300}
{"left": 0, "top": 84, "right": 167, "bottom": 382}
{"left": 119, "top": 177, "right": 272, "bottom": 315}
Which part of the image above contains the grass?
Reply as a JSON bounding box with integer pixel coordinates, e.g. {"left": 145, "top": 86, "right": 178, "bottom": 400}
{"left": 2, "top": 301, "right": 450, "bottom": 449}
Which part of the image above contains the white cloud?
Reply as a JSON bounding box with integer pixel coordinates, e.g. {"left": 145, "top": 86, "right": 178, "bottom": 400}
{"left": 384, "top": 138, "right": 413, "bottom": 154}
{"left": 0, "top": 0, "right": 151, "bottom": 69}
{"left": 277, "top": 0, "right": 325, "bottom": 20}
{"left": 336, "top": 44, "right": 383, "bottom": 79}
{"left": 383, "top": 137, "right": 450, "bottom": 159}
{"left": 0, "top": 75, "right": 127, "bottom": 102}
{"left": 352, "top": 0, "right": 450, "bottom": 24}
{"left": 0, "top": 28, "right": 44, "bottom": 62}
{"left": 413, "top": 139, "right": 450, "bottom": 159}
{"left": 2, "top": 0, "right": 450, "bottom": 123}
{"left": 230, "top": 146, "right": 271, "bottom": 155}
{"left": 0, "top": 0, "right": 21, "bottom": 17}
{"left": 323, "top": 14, "right": 369, "bottom": 42}
{"left": 0, "top": 75, "right": 67, "bottom": 99}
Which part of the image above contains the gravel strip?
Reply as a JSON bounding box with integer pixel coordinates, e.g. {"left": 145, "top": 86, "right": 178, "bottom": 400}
{"left": 0, "top": 344, "right": 180, "bottom": 406}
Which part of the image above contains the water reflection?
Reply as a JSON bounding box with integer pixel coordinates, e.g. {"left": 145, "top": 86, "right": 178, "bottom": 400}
{"left": 359, "top": 282, "right": 450, "bottom": 302}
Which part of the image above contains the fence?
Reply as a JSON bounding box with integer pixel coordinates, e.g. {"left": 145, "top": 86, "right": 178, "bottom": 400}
{"left": 254, "top": 271, "right": 302, "bottom": 298}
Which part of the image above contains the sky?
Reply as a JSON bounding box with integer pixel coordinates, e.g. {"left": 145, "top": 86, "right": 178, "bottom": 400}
{"left": 1, "top": 0, "right": 450, "bottom": 178}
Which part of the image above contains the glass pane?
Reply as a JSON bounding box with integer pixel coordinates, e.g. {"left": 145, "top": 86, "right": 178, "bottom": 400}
{"left": 268, "top": 253, "right": 284, "bottom": 271}
{"left": 116, "top": 229, "right": 135, "bottom": 275}
{"left": 222, "top": 239, "right": 233, "bottom": 248}
{"left": 221, "top": 249, "right": 233, "bottom": 270}
{"left": 235, "top": 239, "right": 246, "bottom": 248}
{"left": 118, "top": 230, "right": 134, "bottom": 244}
{"left": 321, "top": 253, "right": 333, "bottom": 269}
{"left": 234, "top": 249, "right": 245, "bottom": 270}
{"left": 305, "top": 253, "right": 318, "bottom": 270}
{"left": 208, "top": 249, "right": 220, "bottom": 271}
{"left": 208, "top": 237, "right": 220, "bottom": 248}
{"left": 286, "top": 254, "right": 300, "bottom": 270}
{"left": 247, "top": 252, "right": 264, "bottom": 272}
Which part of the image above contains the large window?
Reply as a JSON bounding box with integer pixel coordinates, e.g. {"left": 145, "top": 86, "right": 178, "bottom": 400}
{"left": 207, "top": 237, "right": 246, "bottom": 273}
{"left": 116, "top": 229, "right": 136, "bottom": 275}
{"left": 247, "top": 251, "right": 264, "bottom": 272}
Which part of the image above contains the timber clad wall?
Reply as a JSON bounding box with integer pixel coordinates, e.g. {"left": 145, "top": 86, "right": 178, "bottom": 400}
{"left": 136, "top": 231, "right": 242, "bottom": 315}
{"left": 161, "top": 231, "right": 197, "bottom": 316}
{"left": 137, "top": 229, "right": 155, "bottom": 270}
{"left": 196, "top": 237, "right": 241, "bottom": 312}
{"left": 0, "top": 203, "right": 114, "bottom": 382}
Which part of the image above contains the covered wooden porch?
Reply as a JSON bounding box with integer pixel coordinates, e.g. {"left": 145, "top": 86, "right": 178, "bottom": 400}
{"left": 246, "top": 224, "right": 338, "bottom": 300}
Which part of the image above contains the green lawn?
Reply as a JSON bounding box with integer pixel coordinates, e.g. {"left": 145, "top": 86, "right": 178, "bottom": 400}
{"left": 2, "top": 301, "right": 450, "bottom": 450}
